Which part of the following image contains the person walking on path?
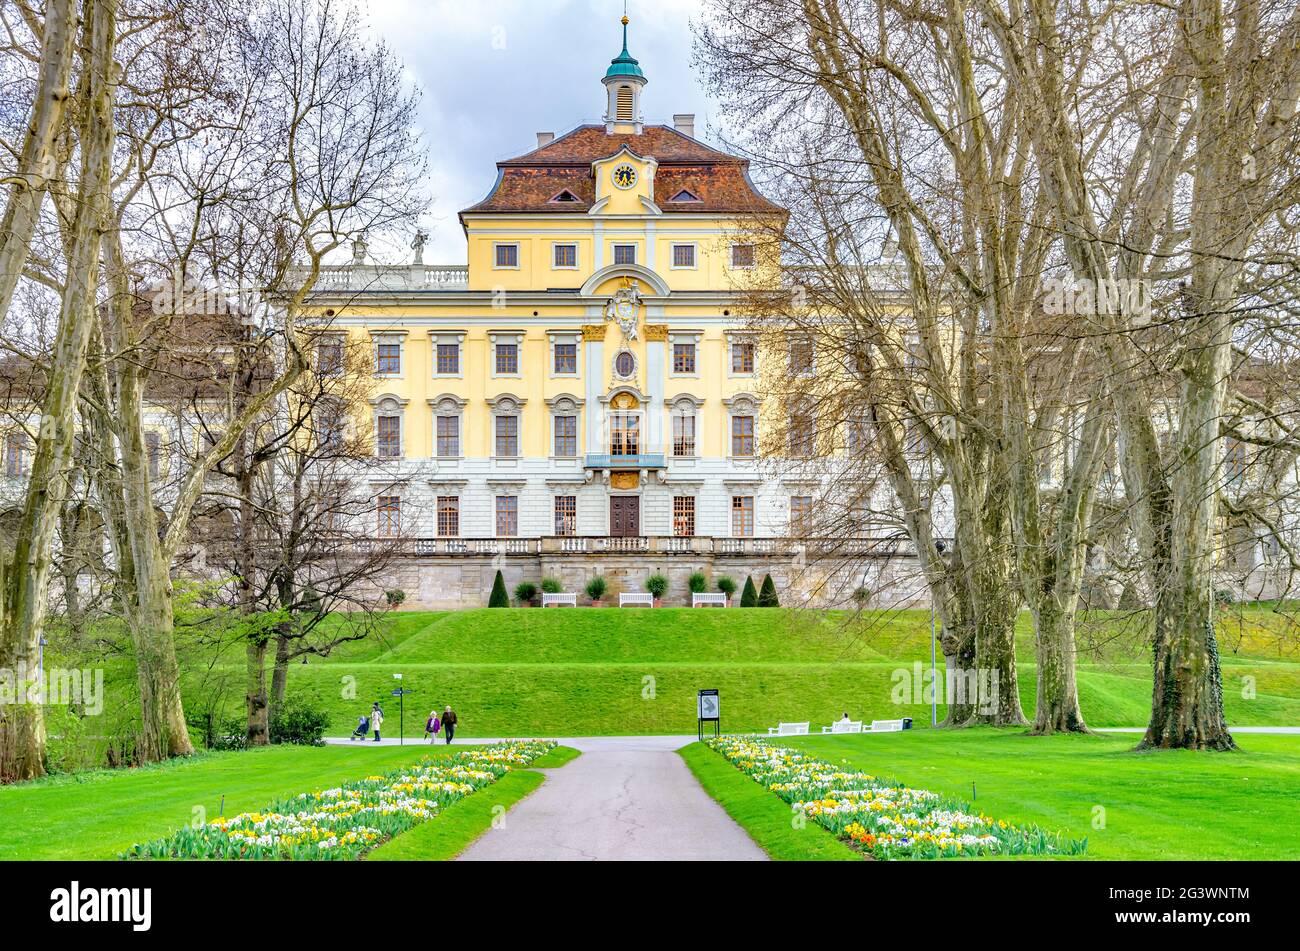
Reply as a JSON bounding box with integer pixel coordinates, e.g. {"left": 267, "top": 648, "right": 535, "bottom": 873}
{"left": 442, "top": 705, "right": 457, "bottom": 744}
{"left": 371, "top": 702, "right": 384, "bottom": 742}
{"left": 424, "top": 709, "right": 441, "bottom": 743}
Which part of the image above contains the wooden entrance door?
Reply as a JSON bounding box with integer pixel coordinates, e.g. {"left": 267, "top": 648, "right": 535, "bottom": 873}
{"left": 610, "top": 496, "right": 640, "bottom": 537}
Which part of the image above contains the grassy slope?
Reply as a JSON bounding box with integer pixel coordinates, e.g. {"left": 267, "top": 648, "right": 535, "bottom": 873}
{"left": 678, "top": 741, "right": 861, "bottom": 861}
{"left": 224, "top": 607, "right": 1300, "bottom": 737}
{"left": 756, "top": 730, "right": 1300, "bottom": 860}
{"left": 365, "top": 746, "right": 580, "bottom": 861}
{"left": 0, "top": 744, "right": 489, "bottom": 860}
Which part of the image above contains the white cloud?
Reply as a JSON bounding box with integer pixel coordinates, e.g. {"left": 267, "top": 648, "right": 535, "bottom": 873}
{"left": 363, "top": 0, "right": 716, "bottom": 262}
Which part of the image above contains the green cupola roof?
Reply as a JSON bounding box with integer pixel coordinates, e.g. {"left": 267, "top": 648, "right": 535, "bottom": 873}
{"left": 605, "top": 15, "right": 645, "bottom": 81}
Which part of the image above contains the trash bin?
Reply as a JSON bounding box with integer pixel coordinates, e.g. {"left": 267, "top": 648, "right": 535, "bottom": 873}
{"left": 901, "top": 717, "right": 913, "bottom": 730}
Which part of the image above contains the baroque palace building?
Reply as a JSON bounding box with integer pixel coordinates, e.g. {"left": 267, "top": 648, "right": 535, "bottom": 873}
{"left": 301, "top": 18, "right": 845, "bottom": 607}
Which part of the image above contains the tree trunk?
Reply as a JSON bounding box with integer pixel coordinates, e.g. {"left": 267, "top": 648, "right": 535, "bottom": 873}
{"left": 0, "top": 0, "right": 77, "bottom": 321}
{"left": 1029, "top": 593, "right": 1088, "bottom": 734}
{"left": 270, "top": 628, "right": 292, "bottom": 715}
{"left": 246, "top": 638, "right": 270, "bottom": 745}
{"left": 0, "top": 0, "right": 117, "bottom": 784}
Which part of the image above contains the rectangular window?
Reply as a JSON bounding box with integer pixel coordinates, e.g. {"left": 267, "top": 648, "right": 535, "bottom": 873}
{"left": 4, "top": 434, "right": 26, "bottom": 478}
{"left": 790, "top": 495, "right": 813, "bottom": 533}
{"left": 673, "top": 495, "right": 696, "bottom": 537}
{"left": 436, "top": 496, "right": 459, "bottom": 537}
{"left": 672, "top": 342, "right": 696, "bottom": 374}
{"left": 554, "top": 342, "right": 577, "bottom": 374}
{"left": 613, "top": 243, "right": 636, "bottom": 265}
{"left": 731, "top": 243, "right": 755, "bottom": 268}
{"left": 1225, "top": 438, "right": 1247, "bottom": 485}
{"left": 495, "top": 415, "right": 519, "bottom": 457}
{"left": 554, "top": 414, "right": 577, "bottom": 457}
{"left": 376, "top": 342, "right": 401, "bottom": 375}
{"left": 553, "top": 243, "right": 577, "bottom": 268}
{"left": 495, "top": 243, "right": 519, "bottom": 268}
{"left": 790, "top": 410, "right": 815, "bottom": 457}
{"left": 611, "top": 413, "right": 640, "bottom": 456}
{"left": 731, "top": 340, "right": 755, "bottom": 374}
{"left": 554, "top": 495, "right": 577, "bottom": 536}
{"left": 789, "top": 338, "right": 814, "bottom": 374}
{"left": 496, "top": 496, "right": 518, "bottom": 537}
{"left": 377, "top": 496, "right": 401, "bottom": 537}
{"left": 436, "top": 415, "right": 459, "bottom": 457}
{"left": 671, "top": 244, "right": 696, "bottom": 268}
{"left": 672, "top": 415, "right": 696, "bottom": 457}
{"left": 376, "top": 415, "right": 401, "bottom": 458}
{"left": 495, "top": 342, "right": 519, "bottom": 375}
{"left": 731, "top": 496, "right": 754, "bottom": 537}
{"left": 436, "top": 343, "right": 460, "bottom": 375}
{"left": 731, "top": 415, "right": 755, "bottom": 457}
{"left": 317, "top": 340, "right": 343, "bottom": 376}
{"left": 145, "top": 432, "right": 161, "bottom": 480}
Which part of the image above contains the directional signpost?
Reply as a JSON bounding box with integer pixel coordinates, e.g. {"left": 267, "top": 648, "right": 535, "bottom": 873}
{"left": 391, "top": 674, "right": 410, "bottom": 745}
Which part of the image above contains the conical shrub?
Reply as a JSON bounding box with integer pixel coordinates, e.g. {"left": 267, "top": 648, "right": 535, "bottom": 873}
{"left": 758, "top": 573, "right": 779, "bottom": 607}
{"left": 740, "top": 575, "right": 758, "bottom": 607}
{"left": 488, "top": 569, "right": 509, "bottom": 608}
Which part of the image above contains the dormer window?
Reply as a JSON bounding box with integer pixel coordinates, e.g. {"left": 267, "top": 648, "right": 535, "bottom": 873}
{"left": 549, "top": 190, "right": 582, "bottom": 203}
{"left": 669, "top": 189, "right": 701, "bottom": 203}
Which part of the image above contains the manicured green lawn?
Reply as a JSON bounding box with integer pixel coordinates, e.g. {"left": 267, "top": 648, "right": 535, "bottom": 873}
{"left": 0, "top": 744, "right": 490, "bottom": 860}
{"left": 679, "top": 741, "right": 861, "bottom": 861}
{"left": 221, "top": 607, "right": 1300, "bottom": 737}
{"left": 741, "top": 729, "right": 1300, "bottom": 860}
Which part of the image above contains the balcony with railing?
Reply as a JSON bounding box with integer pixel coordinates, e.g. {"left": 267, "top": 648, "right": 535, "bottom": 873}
{"left": 297, "top": 263, "right": 469, "bottom": 293}
{"left": 358, "top": 535, "right": 918, "bottom": 557}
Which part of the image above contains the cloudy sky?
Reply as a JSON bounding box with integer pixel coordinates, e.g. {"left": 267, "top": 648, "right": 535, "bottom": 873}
{"left": 366, "top": 0, "right": 718, "bottom": 263}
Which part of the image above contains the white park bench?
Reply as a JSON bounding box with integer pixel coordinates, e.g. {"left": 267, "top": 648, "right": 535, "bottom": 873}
{"left": 767, "top": 721, "right": 810, "bottom": 736}
{"left": 619, "top": 592, "right": 654, "bottom": 608}
{"left": 542, "top": 592, "right": 577, "bottom": 608}
{"left": 692, "top": 592, "right": 728, "bottom": 608}
{"left": 869, "top": 719, "right": 906, "bottom": 732}
{"left": 822, "top": 720, "right": 864, "bottom": 734}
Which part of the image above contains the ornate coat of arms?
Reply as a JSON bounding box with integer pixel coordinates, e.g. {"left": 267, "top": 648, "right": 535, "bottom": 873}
{"left": 603, "top": 279, "right": 642, "bottom": 339}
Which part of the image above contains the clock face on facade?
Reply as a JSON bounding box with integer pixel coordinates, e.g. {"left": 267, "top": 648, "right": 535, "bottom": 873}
{"left": 612, "top": 164, "right": 637, "bottom": 189}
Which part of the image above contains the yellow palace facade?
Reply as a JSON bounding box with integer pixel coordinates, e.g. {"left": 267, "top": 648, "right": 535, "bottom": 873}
{"left": 306, "top": 21, "right": 821, "bottom": 606}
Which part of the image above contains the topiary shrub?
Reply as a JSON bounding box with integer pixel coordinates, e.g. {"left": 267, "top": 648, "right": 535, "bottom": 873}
{"left": 852, "top": 586, "right": 871, "bottom": 605}
{"left": 644, "top": 572, "right": 669, "bottom": 599}
{"left": 514, "top": 581, "right": 538, "bottom": 605}
{"left": 585, "top": 574, "right": 608, "bottom": 603}
{"left": 716, "top": 576, "right": 736, "bottom": 600}
{"left": 758, "top": 573, "right": 780, "bottom": 607}
{"left": 488, "top": 570, "right": 509, "bottom": 607}
{"left": 384, "top": 589, "right": 406, "bottom": 608}
{"left": 541, "top": 576, "right": 564, "bottom": 594}
{"left": 740, "top": 575, "right": 758, "bottom": 607}
{"left": 687, "top": 571, "right": 708, "bottom": 593}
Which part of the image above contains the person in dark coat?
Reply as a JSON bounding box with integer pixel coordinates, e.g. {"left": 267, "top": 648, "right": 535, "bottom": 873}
{"left": 442, "top": 705, "right": 458, "bottom": 744}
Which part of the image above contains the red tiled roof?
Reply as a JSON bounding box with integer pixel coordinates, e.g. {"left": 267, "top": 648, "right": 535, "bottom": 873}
{"left": 460, "top": 124, "right": 784, "bottom": 218}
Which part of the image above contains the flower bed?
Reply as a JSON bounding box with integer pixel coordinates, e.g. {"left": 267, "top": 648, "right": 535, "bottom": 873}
{"left": 123, "top": 740, "right": 555, "bottom": 860}
{"left": 707, "top": 736, "right": 1085, "bottom": 859}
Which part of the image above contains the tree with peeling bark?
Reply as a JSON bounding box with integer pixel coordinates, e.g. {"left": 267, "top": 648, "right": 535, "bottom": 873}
{"left": 698, "top": 0, "right": 1122, "bottom": 731}
{"left": 0, "top": 0, "right": 117, "bottom": 783}
{"left": 981, "top": 0, "right": 1300, "bottom": 749}
{"left": 73, "top": 0, "right": 425, "bottom": 763}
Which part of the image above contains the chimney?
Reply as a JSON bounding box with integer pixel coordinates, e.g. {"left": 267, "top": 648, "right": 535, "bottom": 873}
{"left": 673, "top": 114, "right": 695, "bottom": 138}
{"left": 536, "top": 131, "right": 554, "bottom": 148}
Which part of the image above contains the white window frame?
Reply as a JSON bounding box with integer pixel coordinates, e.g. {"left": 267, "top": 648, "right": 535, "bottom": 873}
{"left": 431, "top": 332, "right": 465, "bottom": 379}
{"left": 370, "top": 394, "right": 408, "bottom": 460}
{"left": 371, "top": 331, "right": 407, "bottom": 379}
{"left": 488, "top": 394, "right": 526, "bottom": 460}
{"left": 547, "top": 394, "right": 584, "bottom": 460}
{"left": 493, "top": 242, "right": 520, "bottom": 270}
{"left": 727, "top": 332, "right": 757, "bottom": 378}
{"left": 669, "top": 242, "right": 698, "bottom": 270}
{"left": 428, "top": 394, "right": 467, "bottom": 460}
{"left": 668, "top": 331, "right": 701, "bottom": 378}
{"left": 730, "top": 242, "right": 756, "bottom": 269}
{"left": 612, "top": 243, "right": 637, "bottom": 266}
{"left": 489, "top": 331, "right": 524, "bottom": 379}
{"left": 548, "top": 331, "right": 580, "bottom": 378}
{"left": 551, "top": 242, "right": 579, "bottom": 270}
